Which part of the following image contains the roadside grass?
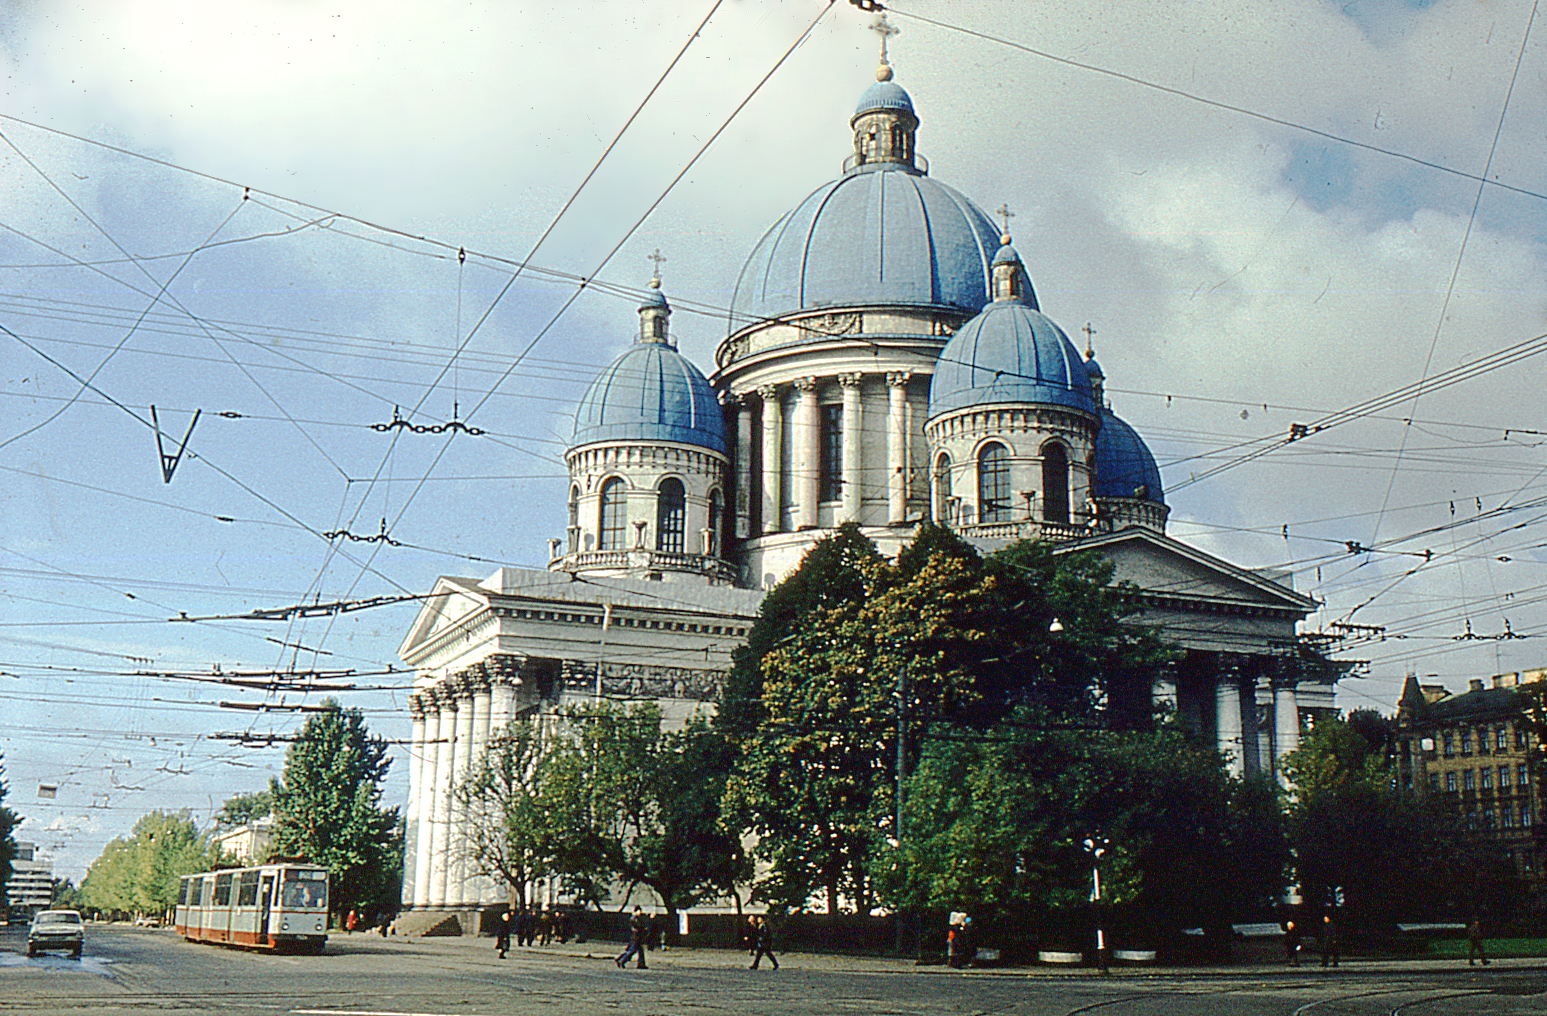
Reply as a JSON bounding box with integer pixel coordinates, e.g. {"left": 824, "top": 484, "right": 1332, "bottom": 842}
{"left": 1426, "top": 937, "right": 1547, "bottom": 959}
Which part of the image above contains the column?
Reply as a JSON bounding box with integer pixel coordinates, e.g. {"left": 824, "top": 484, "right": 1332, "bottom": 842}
{"left": 403, "top": 694, "right": 427, "bottom": 909}
{"left": 794, "top": 377, "right": 819, "bottom": 530}
{"left": 1150, "top": 664, "right": 1178, "bottom": 720}
{"left": 733, "top": 395, "right": 753, "bottom": 539}
{"left": 427, "top": 685, "right": 458, "bottom": 907}
{"left": 448, "top": 678, "right": 477, "bottom": 906}
{"left": 839, "top": 372, "right": 863, "bottom": 523}
{"left": 1215, "top": 665, "right": 1244, "bottom": 778}
{"left": 489, "top": 669, "right": 517, "bottom": 733}
{"left": 759, "top": 386, "right": 782, "bottom": 534}
{"left": 412, "top": 699, "right": 439, "bottom": 909}
{"left": 1273, "top": 680, "right": 1300, "bottom": 785}
{"left": 886, "top": 372, "right": 911, "bottom": 524}
{"left": 466, "top": 675, "right": 493, "bottom": 905}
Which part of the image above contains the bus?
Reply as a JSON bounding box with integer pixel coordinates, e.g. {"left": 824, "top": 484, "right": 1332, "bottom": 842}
{"left": 175, "top": 864, "right": 329, "bottom": 953}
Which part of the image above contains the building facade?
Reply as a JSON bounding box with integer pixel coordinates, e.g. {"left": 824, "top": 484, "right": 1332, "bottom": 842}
{"left": 1395, "top": 669, "right": 1545, "bottom": 884}
{"left": 396, "top": 52, "right": 1336, "bottom": 927}
{"left": 5, "top": 842, "right": 54, "bottom": 913}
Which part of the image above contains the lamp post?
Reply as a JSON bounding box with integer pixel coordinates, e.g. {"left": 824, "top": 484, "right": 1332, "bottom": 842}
{"left": 1083, "top": 835, "right": 1110, "bottom": 974}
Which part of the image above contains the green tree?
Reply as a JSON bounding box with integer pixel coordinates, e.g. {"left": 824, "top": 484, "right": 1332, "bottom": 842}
{"left": 214, "top": 789, "right": 273, "bottom": 830}
{"left": 270, "top": 699, "right": 402, "bottom": 921}
{"left": 455, "top": 720, "right": 557, "bottom": 908}
{"left": 0, "top": 752, "right": 18, "bottom": 902}
{"left": 1282, "top": 716, "right": 1477, "bottom": 923}
{"left": 80, "top": 810, "right": 224, "bottom": 918}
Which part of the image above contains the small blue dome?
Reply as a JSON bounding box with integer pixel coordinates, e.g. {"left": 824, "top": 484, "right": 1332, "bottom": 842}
{"left": 1094, "top": 409, "right": 1164, "bottom": 503}
{"left": 992, "top": 241, "right": 1021, "bottom": 267}
{"left": 572, "top": 343, "right": 726, "bottom": 454}
{"left": 1084, "top": 356, "right": 1105, "bottom": 380}
{"left": 928, "top": 302, "right": 1096, "bottom": 418}
{"left": 729, "top": 171, "right": 1008, "bottom": 329}
{"left": 855, "top": 80, "right": 914, "bottom": 116}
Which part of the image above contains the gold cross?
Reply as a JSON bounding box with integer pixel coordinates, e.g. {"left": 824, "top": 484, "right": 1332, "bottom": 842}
{"left": 995, "top": 203, "right": 1015, "bottom": 239}
{"left": 1082, "top": 322, "right": 1097, "bottom": 357}
{"left": 647, "top": 248, "right": 667, "bottom": 284}
{"left": 870, "top": 13, "right": 899, "bottom": 64}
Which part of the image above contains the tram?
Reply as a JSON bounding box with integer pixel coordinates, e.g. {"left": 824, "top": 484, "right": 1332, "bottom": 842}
{"left": 175, "top": 863, "right": 329, "bottom": 953}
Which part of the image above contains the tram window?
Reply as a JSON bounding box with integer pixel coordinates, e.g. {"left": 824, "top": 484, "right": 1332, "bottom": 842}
{"left": 280, "top": 872, "right": 328, "bottom": 909}
{"left": 177, "top": 880, "right": 188, "bottom": 906}
{"left": 200, "top": 877, "right": 214, "bottom": 907}
{"left": 237, "top": 870, "right": 260, "bottom": 907}
{"left": 213, "top": 872, "right": 234, "bottom": 907}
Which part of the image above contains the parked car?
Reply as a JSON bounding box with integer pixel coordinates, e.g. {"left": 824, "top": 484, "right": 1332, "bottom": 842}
{"left": 28, "top": 909, "right": 84, "bottom": 958}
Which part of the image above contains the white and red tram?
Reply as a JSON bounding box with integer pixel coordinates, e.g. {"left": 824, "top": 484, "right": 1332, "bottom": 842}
{"left": 175, "top": 864, "right": 329, "bottom": 953}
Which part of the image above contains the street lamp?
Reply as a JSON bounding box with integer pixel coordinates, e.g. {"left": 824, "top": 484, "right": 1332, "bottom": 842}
{"left": 1082, "top": 835, "right": 1110, "bottom": 974}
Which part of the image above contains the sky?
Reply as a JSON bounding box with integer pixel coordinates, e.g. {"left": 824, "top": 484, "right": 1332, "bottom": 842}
{"left": 1, "top": 0, "right": 1544, "bottom": 883}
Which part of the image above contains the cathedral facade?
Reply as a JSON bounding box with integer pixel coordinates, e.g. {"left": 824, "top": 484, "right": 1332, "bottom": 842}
{"left": 396, "top": 58, "right": 1335, "bottom": 925}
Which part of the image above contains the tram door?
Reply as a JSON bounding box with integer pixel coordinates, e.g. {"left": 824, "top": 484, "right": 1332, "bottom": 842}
{"left": 260, "top": 873, "right": 275, "bottom": 940}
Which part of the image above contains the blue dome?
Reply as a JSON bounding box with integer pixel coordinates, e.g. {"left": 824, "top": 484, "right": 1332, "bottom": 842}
{"left": 729, "top": 171, "right": 1009, "bottom": 330}
{"left": 1094, "top": 409, "right": 1164, "bottom": 503}
{"left": 928, "top": 302, "right": 1096, "bottom": 417}
{"left": 855, "top": 80, "right": 914, "bottom": 116}
{"left": 572, "top": 342, "right": 726, "bottom": 454}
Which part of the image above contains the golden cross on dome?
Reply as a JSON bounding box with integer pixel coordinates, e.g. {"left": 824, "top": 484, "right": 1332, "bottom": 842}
{"left": 870, "top": 12, "right": 899, "bottom": 66}
{"left": 995, "top": 203, "right": 1015, "bottom": 240}
{"left": 1082, "top": 322, "right": 1098, "bottom": 357}
{"left": 647, "top": 248, "right": 667, "bottom": 286}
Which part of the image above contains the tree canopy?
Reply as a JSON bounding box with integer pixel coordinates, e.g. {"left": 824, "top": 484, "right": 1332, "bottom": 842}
{"left": 270, "top": 699, "right": 402, "bottom": 919}
{"left": 0, "top": 752, "right": 18, "bottom": 900}
{"left": 215, "top": 789, "right": 273, "bottom": 830}
{"left": 80, "top": 810, "right": 224, "bottom": 917}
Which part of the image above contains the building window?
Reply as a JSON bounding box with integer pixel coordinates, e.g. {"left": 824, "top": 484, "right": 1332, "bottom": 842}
{"left": 1461, "top": 730, "right": 1472, "bottom": 755}
{"left": 1466, "top": 809, "right": 1477, "bottom": 830}
{"left": 707, "top": 489, "right": 722, "bottom": 556}
{"left": 1497, "top": 728, "right": 1509, "bottom": 751}
{"left": 599, "top": 478, "right": 626, "bottom": 550}
{"left": 1041, "top": 441, "right": 1069, "bottom": 524}
{"left": 1500, "top": 765, "right": 1511, "bottom": 789}
{"left": 978, "top": 443, "right": 1012, "bottom": 523}
{"left": 1446, "top": 771, "right": 1457, "bottom": 792}
{"left": 1518, "top": 762, "right": 1530, "bottom": 787}
{"left": 1429, "top": 771, "right": 1440, "bottom": 792}
{"left": 1485, "top": 807, "right": 1497, "bottom": 830}
{"left": 1523, "top": 804, "right": 1533, "bottom": 829}
{"left": 656, "top": 479, "right": 686, "bottom": 554}
{"left": 568, "top": 485, "right": 580, "bottom": 551}
{"left": 1443, "top": 734, "right": 1454, "bottom": 757}
{"left": 1478, "top": 728, "right": 1490, "bottom": 755}
{"left": 933, "top": 453, "right": 953, "bottom": 523}
{"left": 1518, "top": 728, "right": 1529, "bottom": 750}
{"left": 1502, "top": 807, "right": 1514, "bottom": 829}
{"left": 819, "top": 403, "right": 843, "bottom": 503}
{"left": 1481, "top": 766, "right": 1493, "bottom": 790}
{"left": 1464, "top": 769, "right": 1476, "bottom": 791}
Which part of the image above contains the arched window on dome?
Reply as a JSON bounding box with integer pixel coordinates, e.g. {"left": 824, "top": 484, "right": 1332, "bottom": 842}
{"left": 933, "top": 453, "right": 953, "bottom": 523}
{"left": 599, "top": 478, "right": 627, "bottom": 551}
{"left": 707, "top": 489, "right": 723, "bottom": 557}
{"left": 977, "top": 443, "right": 1011, "bottom": 523}
{"left": 1041, "top": 441, "right": 1069, "bottom": 524}
{"left": 568, "top": 485, "right": 580, "bottom": 552}
{"left": 656, "top": 479, "right": 686, "bottom": 554}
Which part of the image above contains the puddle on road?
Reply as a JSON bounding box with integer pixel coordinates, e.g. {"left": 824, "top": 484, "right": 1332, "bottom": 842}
{"left": 0, "top": 952, "right": 117, "bottom": 976}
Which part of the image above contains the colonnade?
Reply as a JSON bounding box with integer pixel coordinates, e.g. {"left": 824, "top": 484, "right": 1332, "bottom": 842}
{"left": 731, "top": 370, "right": 915, "bottom": 536}
{"left": 405, "top": 662, "right": 522, "bottom": 910}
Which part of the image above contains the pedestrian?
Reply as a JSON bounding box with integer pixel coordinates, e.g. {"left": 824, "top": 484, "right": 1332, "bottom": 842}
{"left": 743, "top": 915, "right": 758, "bottom": 956}
{"left": 495, "top": 910, "right": 513, "bottom": 959}
{"left": 539, "top": 905, "right": 554, "bottom": 947}
{"left": 1284, "top": 919, "right": 1302, "bottom": 967}
{"left": 947, "top": 914, "right": 969, "bottom": 969}
{"left": 1319, "top": 915, "right": 1340, "bottom": 968}
{"left": 748, "top": 915, "right": 779, "bottom": 970}
{"left": 1467, "top": 917, "right": 1489, "bottom": 966}
{"left": 616, "top": 906, "right": 649, "bottom": 970}
{"left": 346, "top": 909, "right": 358, "bottom": 933}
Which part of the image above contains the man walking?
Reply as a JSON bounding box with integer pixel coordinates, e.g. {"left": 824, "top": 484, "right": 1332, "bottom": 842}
{"left": 1319, "top": 915, "right": 1340, "bottom": 968}
{"left": 748, "top": 915, "right": 779, "bottom": 970}
{"left": 1467, "top": 917, "right": 1489, "bottom": 966}
{"left": 616, "top": 906, "right": 649, "bottom": 970}
{"left": 495, "top": 910, "right": 512, "bottom": 959}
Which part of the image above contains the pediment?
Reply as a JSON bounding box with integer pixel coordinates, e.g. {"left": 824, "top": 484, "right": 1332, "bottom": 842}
{"left": 397, "top": 576, "right": 492, "bottom": 662}
{"left": 1064, "top": 528, "right": 1316, "bottom": 616}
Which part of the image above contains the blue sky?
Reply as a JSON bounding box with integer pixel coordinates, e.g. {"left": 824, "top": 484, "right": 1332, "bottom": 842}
{"left": 2, "top": 0, "right": 1544, "bottom": 880}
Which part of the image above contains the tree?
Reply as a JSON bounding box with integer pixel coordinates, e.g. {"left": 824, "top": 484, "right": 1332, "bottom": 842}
{"left": 270, "top": 699, "right": 402, "bottom": 921}
{"left": 80, "top": 810, "right": 225, "bottom": 918}
{"left": 0, "top": 752, "right": 18, "bottom": 902}
{"left": 722, "top": 525, "right": 1174, "bottom": 913}
{"left": 215, "top": 789, "right": 273, "bottom": 830}
{"left": 455, "top": 720, "right": 557, "bottom": 908}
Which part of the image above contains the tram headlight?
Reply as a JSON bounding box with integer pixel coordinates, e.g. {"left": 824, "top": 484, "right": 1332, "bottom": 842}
{"left": 281, "top": 921, "right": 289, "bottom": 931}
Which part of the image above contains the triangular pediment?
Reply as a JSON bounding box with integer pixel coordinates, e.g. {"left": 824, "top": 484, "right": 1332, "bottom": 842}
{"left": 397, "top": 575, "right": 492, "bottom": 662}
{"left": 1061, "top": 528, "right": 1316, "bottom": 616}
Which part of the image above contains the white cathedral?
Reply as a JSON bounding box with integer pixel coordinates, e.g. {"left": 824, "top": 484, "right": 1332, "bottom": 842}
{"left": 395, "top": 52, "right": 1334, "bottom": 928}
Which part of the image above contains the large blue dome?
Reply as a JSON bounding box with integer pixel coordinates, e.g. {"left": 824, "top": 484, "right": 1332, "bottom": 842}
{"left": 1094, "top": 409, "right": 1164, "bottom": 503}
{"left": 928, "top": 301, "right": 1095, "bottom": 418}
{"left": 728, "top": 170, "right": 1008, "bottom": 329}
{"left": 571, "top": 342, "right": 726, "bottom": 454}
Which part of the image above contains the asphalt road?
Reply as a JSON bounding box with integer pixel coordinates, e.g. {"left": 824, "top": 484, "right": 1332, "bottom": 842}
{"left": 1, "top": 922, "right": 1544, "bottom": 1015}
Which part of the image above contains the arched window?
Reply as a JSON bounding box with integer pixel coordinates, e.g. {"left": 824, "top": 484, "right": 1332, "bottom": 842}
{"left": 567, "top": 486, "right": 580, "bottom": 551}
{"left": 1041, "top": 442, "right": 1069, "bottom": 524}
{"left": 978, "top": 443, "right": 1011, "bottom": 523}
{"left": 598, "top": 478, "right": 626, "bottom": 551}
{"left": 656, "top": 478, "right": 686, "bottom": 554}
{"left": 707, "top": 489, "right": 723, "bottom": 556}
{"left": 933, "top": 453, "right": 953, "bottom": 523}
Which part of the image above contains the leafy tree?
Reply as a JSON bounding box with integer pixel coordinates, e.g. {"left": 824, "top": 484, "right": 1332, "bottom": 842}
{"left": 215, "top": 789, "right": 273, "bottom": 829}
{"left": 1282, "top": 716, "right": 1479, "bottom": 923}
{"left": 0, "top": 752, "right": 18, "bottom": 901}
{"left": 270, "top": 699, "right": 402, "bottom": 920}
{"left": 455, "top": 720, "right": 557, "bottom": 908}
{"left": 80, "top": 810, "right": 225, "bottom": 918}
